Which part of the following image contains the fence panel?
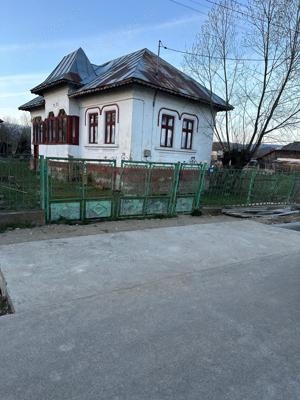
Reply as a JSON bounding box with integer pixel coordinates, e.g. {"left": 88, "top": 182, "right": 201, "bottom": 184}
{"left": 290, "top": 174, "right": 300, "bottom": 203}
{"left": 46, "top": 157, "right": 116, "bottom": 222}
{"left": 0, "top": 158, "right": 41, "bottom": 211}
{"left": 118, "top": 161, "right": 178, "bottom": 218}
{"left": 201, "top": 169, "right": 251, "bottom": 206}
{"left": 176, "top": 164, "right": 204, "bottom": 213}
{"left": 249, "top": 172, "right": 293, "bottom": 205}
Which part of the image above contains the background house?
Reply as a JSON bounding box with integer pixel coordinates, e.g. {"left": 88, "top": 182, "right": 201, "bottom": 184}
{"left": 257, "top": 141, "right": 300, "bottom": 172}
{"left": 19, "top": 48, "right": 231, "bottom": 165}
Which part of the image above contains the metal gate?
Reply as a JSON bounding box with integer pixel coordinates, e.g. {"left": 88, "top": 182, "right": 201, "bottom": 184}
{"left": 118, "top": 160, "right": 178, "bottom": 218}
{"left": 175, "top": 163, "right": 206, "bottom": 213}
{"left": 45, "top": 157, "right": 116, "bottom": 222}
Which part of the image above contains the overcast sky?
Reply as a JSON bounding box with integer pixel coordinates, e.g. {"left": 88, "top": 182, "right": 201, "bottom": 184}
{"left": 0, "top": 0, "right": 213, "bottom": 122}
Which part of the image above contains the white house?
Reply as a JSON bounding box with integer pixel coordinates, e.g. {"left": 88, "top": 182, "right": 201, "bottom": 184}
{"left": 19, "top": 48, "right": 231, "bottom": 164}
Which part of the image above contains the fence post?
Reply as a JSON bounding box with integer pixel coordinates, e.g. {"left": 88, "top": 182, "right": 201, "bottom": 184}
{"left": 287, "top": 173, "right": 297, "bottom": 204}
{"left": 194, "top": 163, "right": 207, "bottom": 210}
{"left": 81, "top": 160, "right": 86, "bottom": 221}
{"left": 247, "top": 169, "right": 257, "bottom": 206}
{"left": 170, "top": 162, "right": 181, "bottom": 215}
{"left": 142, "top": 162, "right": 151, "bottom": 217}
{"left": 45, "top": 158, "right": 50, "bottom": 222}
{"left": 39, "top": 155, "right": 45, "bottom": 210}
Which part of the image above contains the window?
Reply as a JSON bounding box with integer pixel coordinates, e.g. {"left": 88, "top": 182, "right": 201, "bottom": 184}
{"left": 181, "top": 119, "right": 194, "bottom": 149}
{"left": 47, "top": 113, "right": 54, "bottom": 143}
{"left": 160, "top": 114, "right": 174, "bottom": 147}
{"left": 57, "top": 109, "right": 67, "bottom": 143}
{"left": 88, "top": 113, "right": 98, "bottom": 144}
{"left": 32, "top": 117, "right": 42, "bottom": 144}
{"left": 105, "top": 110, "right": 116, "bottom": 144}
{"left": 33, "top": 113, "right": 79, "bottom": 145}
{"left": 70, "top": 116, "right": 79, "bottom": 145}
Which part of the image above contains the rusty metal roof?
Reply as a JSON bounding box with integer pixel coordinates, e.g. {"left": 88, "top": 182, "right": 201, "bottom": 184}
{"left": 31, "top": 48, "right": 96, "bottom": 95}
{"left": 19, "top": 96, "right": 45, "bottom": 111}
{"left": 70, "top": 48, "right": 231, "bottom": 110}
{"left": 21, "top": 48, "right": 232, "bottom": 111}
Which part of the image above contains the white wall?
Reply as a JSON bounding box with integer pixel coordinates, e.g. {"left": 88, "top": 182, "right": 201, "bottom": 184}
{"left": 30, "top": 85, "right": 216, "bottom": 164}
{"left": 76, "top": 88, "right": 134, "bottom": 163}
{"left": 131, "top": 86, "right": 215, "bottom": 164}
{"left": 44, "top": 87, "right": 72, "bottom": 117}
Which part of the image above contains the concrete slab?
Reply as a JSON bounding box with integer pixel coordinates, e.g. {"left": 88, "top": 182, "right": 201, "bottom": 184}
{"left": 1, "top": 220, "right": 299, "bottom": 313}
{"left": 0, "top": 220, "right": 299, "bottom": 399}
{"left": 0, "top": 250, "right": 300, "bottom": 399}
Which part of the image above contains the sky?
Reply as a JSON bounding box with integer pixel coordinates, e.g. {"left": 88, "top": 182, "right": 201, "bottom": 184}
{"left": 0, "top": 0, "right": 213, "bottom": 122}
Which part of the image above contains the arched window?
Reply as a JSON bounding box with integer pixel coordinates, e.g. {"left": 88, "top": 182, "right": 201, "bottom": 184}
{"left": 181, "top": 119, "right": 194, "bottom": 149}
{"left": 105, "top": 110, "right": 116, "bottom": 144}
{"left": 32, "top": 116, "right": 42, "bottom": 144}
{"left": 160, "top": 114, "right": 174, "bottom": 147}
{"left": 57, "top": 109, "right": 67, "bottom": 142}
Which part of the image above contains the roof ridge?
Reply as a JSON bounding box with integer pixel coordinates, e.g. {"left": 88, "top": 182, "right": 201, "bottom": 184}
{"left": 95, "top": 48, "right": 150, "bottom": 70}
{"left": 131, "top": 48, "right": 149, "bottom": 78}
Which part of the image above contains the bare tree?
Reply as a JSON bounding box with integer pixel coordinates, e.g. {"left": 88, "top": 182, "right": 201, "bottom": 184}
{"left": 185, "top": 0, "right": 300, "bottom": 167}
{"left": 0, "top": 116, "right": 31, "bottom": 156}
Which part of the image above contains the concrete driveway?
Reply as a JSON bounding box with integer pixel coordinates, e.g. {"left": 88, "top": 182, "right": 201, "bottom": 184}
{"left": 0, "top": 220, "right": 299, "bottom": 399}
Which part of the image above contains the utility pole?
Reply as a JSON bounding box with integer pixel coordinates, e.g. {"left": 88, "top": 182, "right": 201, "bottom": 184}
{"left": 156, "top": 40, "right": 162, "bottom": 76}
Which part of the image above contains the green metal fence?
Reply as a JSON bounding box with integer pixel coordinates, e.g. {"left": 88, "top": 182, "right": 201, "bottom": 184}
{"left": 201, "top": 169, "right": 300, "bottom": 206}
{"left": 45, "top": 157, "right": 116, "bottom": 222}
{"left": 118, "top": 160, "right": 179, "bottom": 218}
{"left": 0, "top": 158, "right": 40, "bottom": 211}
{"left": 1, "top": 156, "right": 299, "bottom": 221}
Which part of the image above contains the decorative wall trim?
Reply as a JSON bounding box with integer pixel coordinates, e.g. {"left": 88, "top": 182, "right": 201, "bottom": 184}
{"left": 84, "top": 107, "right": 101, "bottom": 125}
{"left": 100, "top": 103, "right": 120, "bottom": 123}
{"left": 180, "top": 112, "right": 199, "bottom": 132}
{"left": 84, "top": 104, "right": 120, "bottom": 125}
{"left": 157, "top": 107, "right": 180, "bottom": 126}
{"left": 157, "top": 108, "right": 199, "bottom": 132}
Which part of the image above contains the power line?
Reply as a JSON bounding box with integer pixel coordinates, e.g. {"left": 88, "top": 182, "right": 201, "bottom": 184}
{"left": 169, "top": 0, "right": 300, "bottom": 36}
{"left": 168, "top": 0, "right": 247, "bottom": 32}
{"left": 160, "top": 42, "right": 293, "bottom": 62}
{"left": 168, "top": 0, "right": 210, "bottom": 18}
{"left": 202, "top": 0, "right": 300, "bottom": 35}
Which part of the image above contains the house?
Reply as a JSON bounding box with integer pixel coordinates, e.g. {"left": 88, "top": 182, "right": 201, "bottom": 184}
{"left": 257, "top": 141, "right": 300, "bottom": 172}
{"left": 19, "top": 48, "right": 231, "bottom": 164}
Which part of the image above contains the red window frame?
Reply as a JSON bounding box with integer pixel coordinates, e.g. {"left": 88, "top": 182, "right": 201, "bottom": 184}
{"left": 181, "top": 119, "right": 194, "bottom": 149}
{"left": 88, "top": 113, "right": 98, "bottom": 144}
{"left": 32, "top": 114, "right": 79, "bottom": 145}
{"left": 105, "top": 110, "right": 116, "bottom": 144}
{"left": 160, "top": 114, "right": 174, "bottom": 147}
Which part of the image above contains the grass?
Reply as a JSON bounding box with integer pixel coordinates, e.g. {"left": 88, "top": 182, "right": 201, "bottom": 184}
{"left": 0, "top": 160, "right": 40, "bottom": 211}
{"left": 0, "top": 222, "right": 34, "bottom": 233}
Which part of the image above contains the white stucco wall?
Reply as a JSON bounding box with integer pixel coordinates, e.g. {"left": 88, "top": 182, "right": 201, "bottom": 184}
{"left": 30, "top": 84, "right": 216, "bottom": 164}
{"left": 76, "top": 88, "right": 134, "bottom": 162}
{"left": 131, "top": 86, "right": 215, "bottom": 164}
